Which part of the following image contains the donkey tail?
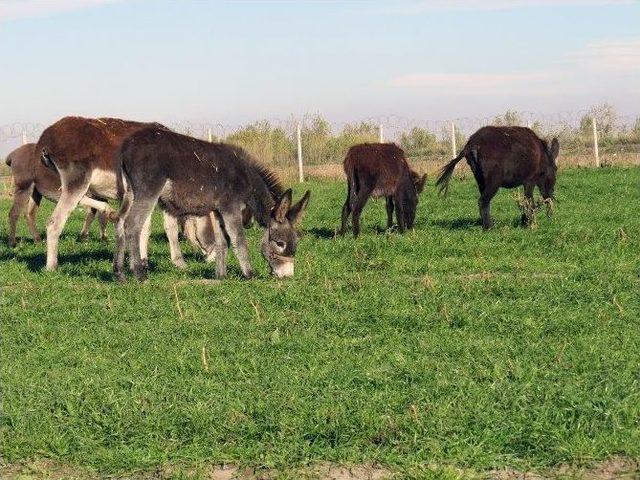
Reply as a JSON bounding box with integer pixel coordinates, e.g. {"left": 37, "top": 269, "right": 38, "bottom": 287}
{"left": 435, "top": 150, "right": 466, "bottom": 196}
{"left": 113, "top": 147, "right": 133, "bottom": 223}
{"left": 40, "top": 148, "right": 58, "bottom": 171}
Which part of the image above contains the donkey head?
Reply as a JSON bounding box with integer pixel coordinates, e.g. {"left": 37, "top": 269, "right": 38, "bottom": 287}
{"left": 398, "top": 170, "right": 427, "bottom": 229}
{"left": 411, "top": 170, "right": 428, "bottom": 195}
{"left": 540, "top": 138, "right": 560, "bottom": 199}
{"left": 261, "top": 189, "right": 311, "bottom": 278}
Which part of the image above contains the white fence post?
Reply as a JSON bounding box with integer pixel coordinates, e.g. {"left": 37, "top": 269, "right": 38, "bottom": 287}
{"left": 207, "top": 127, "right": 213, "bottom": 143}
{"left": 296, "top": 123, "right": 304, "bottom": 183}
{"left": 379, "top": 124, "right": 384, "bottom": 143}
{"left": 22, "top": 130, "right": 27, "bottom": 145}
{"left": 592, "top": 117, "right": 600, "bottom": 167}
{"left": 450, "top": 121, "right": 457, "bottom": 157}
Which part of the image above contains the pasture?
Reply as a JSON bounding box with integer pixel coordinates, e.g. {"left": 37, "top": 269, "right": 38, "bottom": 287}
{"left": 1, "top": 167, "right": 639, "bottom": 479}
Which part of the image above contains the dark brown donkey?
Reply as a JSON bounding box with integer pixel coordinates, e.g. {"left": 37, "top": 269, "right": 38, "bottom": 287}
{"left": 6, "top": 143, "right": 108, "bottom": 247}
{"left": 37, "top": 116, "right": 216, "bottom": 270}
{"left": 436, "top": 126, "right": 559, "bottom": 229}
{"left": 114, "top": 128, "right": 310, "bottom": 281}
{"left": 339, "top": 143, "right": 427, "bottom": 237}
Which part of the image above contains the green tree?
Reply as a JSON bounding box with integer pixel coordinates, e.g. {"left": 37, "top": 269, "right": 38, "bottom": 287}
{"left": 579, "top": 103, "right": 618, "bottom": 137}
{"left": 400, "top": 127, "right": 437, "bottom": 156}
{"left": 226, "top": 121, "right": 295, "bottom": 166}
{"left": 301, "top": 115, "right": 333, "bottom": 165}
{"left": 493, "top": 110, "right": 524, "bottom": 127}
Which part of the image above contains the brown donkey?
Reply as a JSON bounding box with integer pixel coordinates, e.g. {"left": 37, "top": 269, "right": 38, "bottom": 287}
{"left": 6, "top": 143, "right": 108, "bottom": 247}
{"left": 436, "top": 126, "right": 559, "bottom": 229}
{"left": 114, "top": 128, "right": 310, "bottom": 281}
{"left": 37, "top": 116, "right": 216, "bottom": 270}
{"left": 340, "top": 143, "right": 427, "bottom": 237}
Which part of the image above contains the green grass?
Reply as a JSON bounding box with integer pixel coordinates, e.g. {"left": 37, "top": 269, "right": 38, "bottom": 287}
{"left": 1, "top": 167, "right": 639, "bottom": 478}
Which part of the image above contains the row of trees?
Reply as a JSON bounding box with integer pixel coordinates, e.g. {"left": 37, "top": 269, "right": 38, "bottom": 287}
{"left": 188, "top": 104, "right": 640, "bottom": 166}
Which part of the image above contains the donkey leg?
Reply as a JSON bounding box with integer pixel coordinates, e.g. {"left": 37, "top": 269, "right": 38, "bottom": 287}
{"left": 351, "top": 187, "right": 373, "bottom": 238}
{"left": 385, "top": 196, "right": 394, "bottom": 230}
{"left": 394, "top": 196, "right": 406, "bottom": 233}
{"left": 77, "top": 196, "right": 116, "bottom": 221}
{"left": 339, "top": 182, "right": 352, "bottom": 236}
{"left": 79, "top": 208, "right": 97, "bottom": 241}
{"left": 8, "top": 185, "right": 33, "bottom": 247}
{"left": 113, "top": 191, "right": 133, "bottom": 281}
{"left": 26, "top": 190, "right": 42, "bottom": 243}
{"left": 98, "top": 211, "right": 109, "bottom": 241}
{"left": 46, "top": 177, "right": 91, "bottom": 271}
{"left": 163, "top": 211, "right": 188, "bottom": 269}
{"left": 521, "top": 183, "right": 535, "bottom": 226}
{"left": 222, "top": 211, "right": 253, "bottom": 279}
{"left": 478, "top": 187, "right": 498, "bottom": 230}
{"left": 126, "top": 199, "right": 157, "bottom": 281}
{"left": 195, "top": 214, "right": 217, "bottom": 262}
{"left": 139, "top": 213, "right": 152, "bottom": 270}
{"left": 211, "top": 211, "right": 229, "bottom": 279}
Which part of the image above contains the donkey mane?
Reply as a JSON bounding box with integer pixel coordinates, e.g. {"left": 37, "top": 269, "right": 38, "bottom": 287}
{"left": 248, "top": 156, "right": 285, "bottom": 200}
{"left": 227, "top": 145, "right": 285, "bottom": 227}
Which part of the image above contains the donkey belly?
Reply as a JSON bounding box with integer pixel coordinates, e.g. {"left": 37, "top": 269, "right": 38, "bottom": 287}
{"left": 159, "top": 180, "right": 216, "bottom": 217}
{"left": 371, "top": 178, "right": 396, "bottom": 198}
{"left": 89, "top": 168, "right": 118, "bottom": 199}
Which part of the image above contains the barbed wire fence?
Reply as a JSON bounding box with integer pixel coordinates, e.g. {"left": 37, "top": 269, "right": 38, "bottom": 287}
{"left": 2, "top": 110, "right": 639, "bottom": 182}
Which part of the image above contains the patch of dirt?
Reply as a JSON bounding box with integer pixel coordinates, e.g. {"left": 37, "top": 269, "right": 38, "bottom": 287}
{"left": 1, "top": 457, "right": 637, "bottom": 479}
{"left": 303, "top": 463, "right": 392, "bottom": 480}
{"left": 489, "top": 457, "right": 639, "bottom": 479}
{"left": 0, "top": 459, "right": 94, "bottom": 479}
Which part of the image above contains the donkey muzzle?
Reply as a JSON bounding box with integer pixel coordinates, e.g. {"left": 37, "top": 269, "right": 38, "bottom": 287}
{"left": 270, "top": 255, "right": 294, "bottom": 278}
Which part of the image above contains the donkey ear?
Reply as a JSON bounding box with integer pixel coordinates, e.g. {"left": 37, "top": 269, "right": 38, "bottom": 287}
{"left": 548, "top": 138, "right": 560, "bottom": 166}
{"left": 287, "top": 190, "right": 311, "bottom": 225}
{"left": 272, "top": 189, "right": 292, "bottom": 222}
{"left": 416, "top": 174, "right": 428, "bottom": 194}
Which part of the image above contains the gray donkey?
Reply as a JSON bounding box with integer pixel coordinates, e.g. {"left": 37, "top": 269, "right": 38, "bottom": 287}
{"left": 114, "top": 128, "right": 310, "bottom": 281}
{"left": 6, "top": 143, "right": 108, "bottom": 247}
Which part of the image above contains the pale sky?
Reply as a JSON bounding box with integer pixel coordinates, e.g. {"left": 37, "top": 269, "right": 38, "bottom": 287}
{"left": 1, "top": 0, "right": 639, "bottom": 154}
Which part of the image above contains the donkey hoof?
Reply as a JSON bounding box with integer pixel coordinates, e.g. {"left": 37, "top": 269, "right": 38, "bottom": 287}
{"left": 134, "top": 269, "right": 148, "bottom": 282}
{"left": 8, "top": 240, "right": 16, "bottom": 248}
{"left": 79, "top": 233, "right": 89, "bottom": 242}
{"left": 173, "top": 259, "right": 188, "bottom": 270}
{"left": 114, "top": 271, "right": 127, "bottom": 282}
{"left": 243, "top": 270, "right": 255, "bottom": 280}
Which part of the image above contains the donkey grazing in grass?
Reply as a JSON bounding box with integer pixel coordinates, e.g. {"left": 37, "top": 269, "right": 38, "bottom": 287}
{"left": 339, "top": 143, "right": 427, "bottom": 237}
{"left": 6, "top": 143, "right": 108, "bottom": 247}
{"left": 37, "top": 116, "right": 216, "bottom": 270}
{"left": 114, "top": 128, "right": 310, "bottom": 281}
{"left": 436, "top": 126, "right": 559, "bottom": 229}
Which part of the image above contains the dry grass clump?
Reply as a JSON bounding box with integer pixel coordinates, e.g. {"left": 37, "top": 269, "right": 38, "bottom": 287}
{"left": 516, "top": 193, "right": 555, "bottom": 228}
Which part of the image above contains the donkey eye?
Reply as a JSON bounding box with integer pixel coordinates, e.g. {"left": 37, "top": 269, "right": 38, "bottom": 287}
{"left": 275, "top": 240, "right": 286, "bottom": 249}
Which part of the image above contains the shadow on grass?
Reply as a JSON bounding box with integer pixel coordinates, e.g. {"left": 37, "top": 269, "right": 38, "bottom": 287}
{"left": 1, "top": 249, "right": 115, "bottom": 273}
{"left": 308, "top": 227, "right": 337, "bottom": 239}
{"left": 432, "top": 217, "right": 481, "bottom": 230}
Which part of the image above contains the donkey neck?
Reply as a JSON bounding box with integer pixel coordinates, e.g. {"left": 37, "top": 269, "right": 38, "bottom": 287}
{"left": 247, "top": 172, "right": 277, "bottom": 228}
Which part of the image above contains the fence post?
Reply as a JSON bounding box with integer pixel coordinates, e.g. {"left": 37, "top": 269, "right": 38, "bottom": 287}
{"left": 379, "top": 124, "right": 384, "bottom": 143}
{"left": 592, "top": 117, "right": 600, "bottom": 167}
{"left": 22, "top": 130, "right": 27, "bottom": 145}
{"left": 207, "top": 127, "right": 213, "bottom": 143}
{"left": 296, "top": 123, "right": 304, "bottom": 183}
{"left": 450, "top": 121, "right": 457, "bottom": 157}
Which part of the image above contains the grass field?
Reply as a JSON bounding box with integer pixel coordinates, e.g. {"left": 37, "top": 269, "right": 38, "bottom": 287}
{"left": 1, "top": 167, "right": 639, "bottom": 479}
